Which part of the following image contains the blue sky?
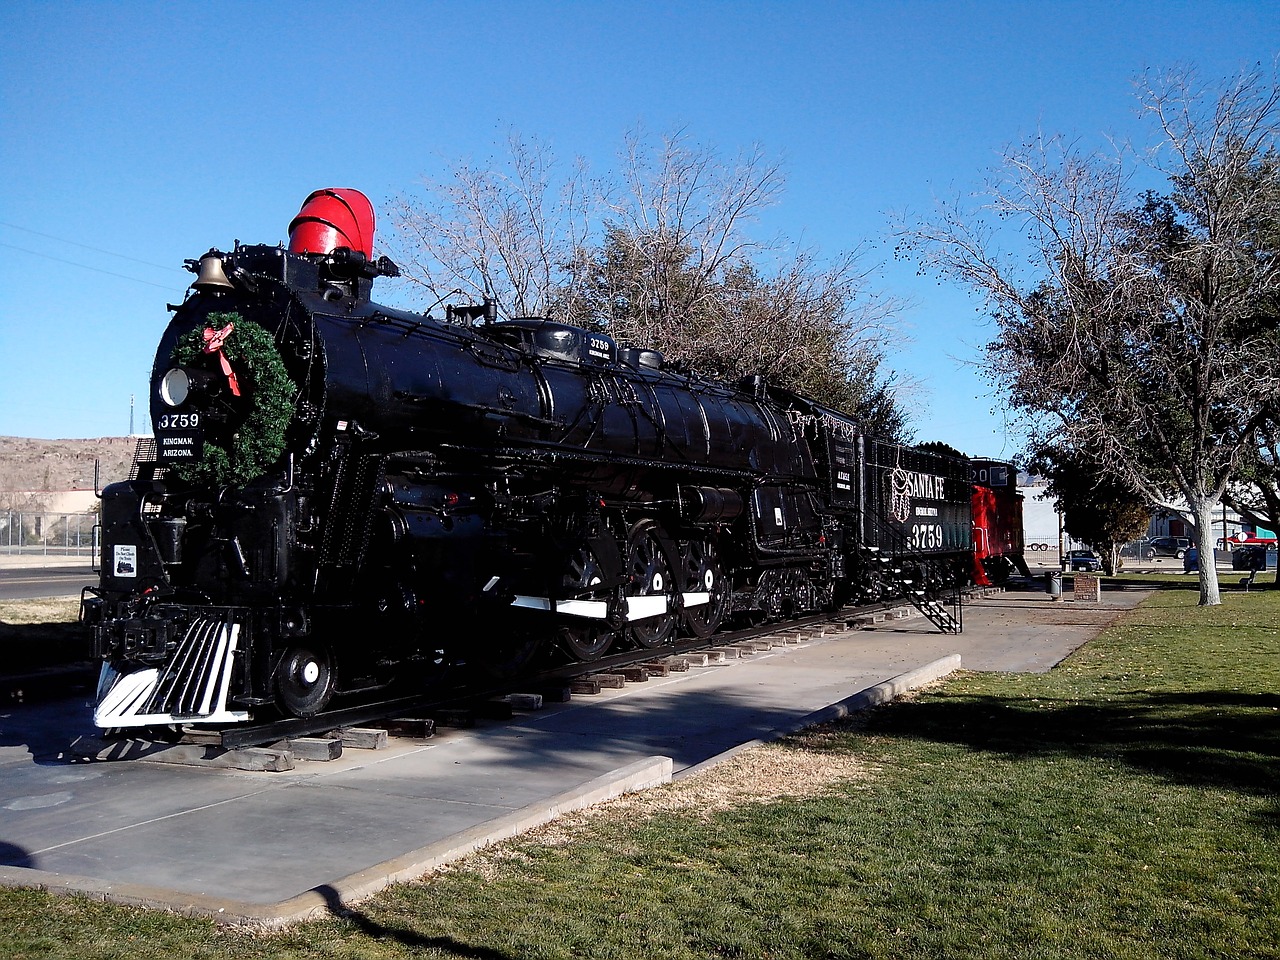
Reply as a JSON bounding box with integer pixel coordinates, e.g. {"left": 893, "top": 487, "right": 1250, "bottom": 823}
{"left": 1, "top": 0, "right": 1275, "bottom": 460}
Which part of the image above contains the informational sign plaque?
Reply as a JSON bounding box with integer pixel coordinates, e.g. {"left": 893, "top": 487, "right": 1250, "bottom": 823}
{"left": 1074, "top": 574, "right": 1100, "bottom": 603}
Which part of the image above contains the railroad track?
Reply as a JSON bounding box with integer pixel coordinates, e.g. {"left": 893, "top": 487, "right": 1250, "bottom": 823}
{"left": 71, "top": 593, "right": 990, "bottom": 768}
{"left": 215, "top": 606, "right": 872, "bottom": 750}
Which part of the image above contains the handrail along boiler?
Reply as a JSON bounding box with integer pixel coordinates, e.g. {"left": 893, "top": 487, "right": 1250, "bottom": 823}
{"left": 82, "top": 188, "right": 1015, "bottom": 731}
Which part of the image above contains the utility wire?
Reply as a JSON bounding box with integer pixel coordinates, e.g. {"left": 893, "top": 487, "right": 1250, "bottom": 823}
{"left": 0, "top": 219, "right": 183, "bottom": 273}
{"left": 0, "top": 242, "right": 181, "bottom": 290}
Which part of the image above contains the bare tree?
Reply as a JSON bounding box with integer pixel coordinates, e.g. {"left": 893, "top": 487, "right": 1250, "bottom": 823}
{"left": 896, "top": 64, "right": 1280, "bottom": 605}
{"left": 387, "top": 127, "right": 911, "bottom": 435}
{"left": 387, "top": 127, "right": 784, "bottom": 323}
{"left": 386, "top": 132, "right": 597, "bottom": 317}
{"left": 600, "top": 129, "right": 785, "bottom": 322}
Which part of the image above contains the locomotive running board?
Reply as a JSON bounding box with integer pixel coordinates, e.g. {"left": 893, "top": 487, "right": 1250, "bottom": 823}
{"left": 509, "top": 593, "right": 703, "bottom": 620}
{"left": 509, "top": 597, "right": 610, "bottom": 618}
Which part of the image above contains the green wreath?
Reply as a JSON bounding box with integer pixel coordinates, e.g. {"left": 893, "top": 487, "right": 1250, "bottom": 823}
{"left": 168, "top": 311, "right": 296, "bottom": 487}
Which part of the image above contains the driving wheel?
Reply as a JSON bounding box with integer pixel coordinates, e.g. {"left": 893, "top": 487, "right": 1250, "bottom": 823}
{"left": 556, "top": 542, "right": 617, "bottom": 661}
{"left": 625, "top": 522, "right": 680, "bottom": 649}
{"left": 681, "top": 537, "right": 729, "bottom": 638}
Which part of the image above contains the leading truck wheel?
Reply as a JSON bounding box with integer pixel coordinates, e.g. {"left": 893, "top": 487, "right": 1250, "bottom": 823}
{"left": 274, "top": 644, "right": 335, "bottom": 717}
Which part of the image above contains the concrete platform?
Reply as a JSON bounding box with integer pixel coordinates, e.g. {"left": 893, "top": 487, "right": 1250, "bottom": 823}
{"left": 0, "top": 585, "right": 1148, "bottom": 925}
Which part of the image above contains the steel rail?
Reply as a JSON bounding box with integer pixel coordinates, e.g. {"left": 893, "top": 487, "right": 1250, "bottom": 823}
{"left": 215, "top": 605, "right": 886, "bottom": 750}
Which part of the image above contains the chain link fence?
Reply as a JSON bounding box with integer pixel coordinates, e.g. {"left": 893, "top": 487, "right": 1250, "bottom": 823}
{"left": 1, "top": 512, "right": 98, "bottom": 558}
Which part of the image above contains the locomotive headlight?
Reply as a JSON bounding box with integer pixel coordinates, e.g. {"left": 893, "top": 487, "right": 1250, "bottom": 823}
{"left": 159, "top": 367, "right": 191, "bottom": 407}
{"left": 159, "top": 366, "right": 217, "bottom": 407}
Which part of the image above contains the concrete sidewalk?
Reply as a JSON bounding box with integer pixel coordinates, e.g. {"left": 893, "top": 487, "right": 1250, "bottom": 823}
{"left": 0, "top": 553, "right": 94, "bottom": 570}
{"left": 0, "top": 584, "right": 1148, "bottom": 926}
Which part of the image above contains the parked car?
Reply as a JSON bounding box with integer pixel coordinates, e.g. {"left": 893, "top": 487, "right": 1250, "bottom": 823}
{"left": 1067, "top": 549, "right": 1103, "bottom": 572}
{"left": 1148, "top": 536, "right": 1192, "bottom": 559}
{"left": 1228, "top": 534, "right": 1277, "bottom": 547}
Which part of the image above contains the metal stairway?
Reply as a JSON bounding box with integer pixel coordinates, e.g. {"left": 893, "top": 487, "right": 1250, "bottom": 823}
{"left": 858, "top": 537, "right": 963, "bottom": 634}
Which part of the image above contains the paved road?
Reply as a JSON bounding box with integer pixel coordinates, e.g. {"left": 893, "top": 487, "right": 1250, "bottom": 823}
{"left": 0, "top": 565, "right": 96, "bottom": 601}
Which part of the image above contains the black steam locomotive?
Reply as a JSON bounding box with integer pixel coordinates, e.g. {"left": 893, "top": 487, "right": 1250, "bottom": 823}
{"left": 83, "top": 188, "right": 983, "bottom": 731}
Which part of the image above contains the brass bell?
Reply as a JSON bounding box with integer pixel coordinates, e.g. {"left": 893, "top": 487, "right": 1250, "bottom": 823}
{"left": 192, "top": 252, "right": 234, "bottom": 292}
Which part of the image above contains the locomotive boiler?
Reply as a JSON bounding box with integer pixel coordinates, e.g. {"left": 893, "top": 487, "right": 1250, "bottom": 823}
{"left": 83, "top": 188, "right": 980, "bottom": 731}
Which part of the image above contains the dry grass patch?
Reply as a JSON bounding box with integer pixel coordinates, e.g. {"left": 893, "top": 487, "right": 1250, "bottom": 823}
{"left": 451, "top": 732, "right": 878, "bottom": 879}
{"left": 609, "top": 735, "right": 877, "bottom": 819}
{"left": 0, "top": 596, "right": 81, "bottom": 625}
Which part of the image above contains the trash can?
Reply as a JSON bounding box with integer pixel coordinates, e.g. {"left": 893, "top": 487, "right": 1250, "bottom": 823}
{"left": 1045, "top": 570, "right": 1062, "bottom": 599}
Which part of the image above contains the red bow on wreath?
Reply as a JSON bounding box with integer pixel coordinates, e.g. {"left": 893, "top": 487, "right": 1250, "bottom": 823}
{"left": 202, "top": 323, "right": 242, "bottom": 397}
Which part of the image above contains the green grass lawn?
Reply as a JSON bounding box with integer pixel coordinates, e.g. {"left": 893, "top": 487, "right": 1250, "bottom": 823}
{"left": 2, "top": 589, "right": 1278, "bottom": 959}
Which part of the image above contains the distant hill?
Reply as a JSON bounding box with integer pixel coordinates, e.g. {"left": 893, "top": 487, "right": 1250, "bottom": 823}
{"left": 0, "top": 436, "right": 142, "bottom": 509}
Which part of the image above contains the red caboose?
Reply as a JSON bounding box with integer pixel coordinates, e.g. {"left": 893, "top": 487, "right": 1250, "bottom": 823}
{"left": 970, "top": 459, "right": 1028, "bottom": 585}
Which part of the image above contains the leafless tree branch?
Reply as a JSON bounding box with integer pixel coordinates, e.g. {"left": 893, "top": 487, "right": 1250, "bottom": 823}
{"left": 894, "top": 63, "right": 1280, "bottom": 604}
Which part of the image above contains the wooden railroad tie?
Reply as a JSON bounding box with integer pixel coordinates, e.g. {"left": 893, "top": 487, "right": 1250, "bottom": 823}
{"left": 277, "top": 737, "right": 343, "bottom": 762}
{"left": 381, "top": 717, "right": 437, "bottom": 739}
{"left": 326, "top": 726, "right": 389, "bottom": 750}
{"left": 504, "top": 692, "right": 545, "bottom": 710}
{"left": 434, "top": 709, "right": 477, "bottom": 728}
{"left": 68, "top": 735, "right": 296, "bottom": 773}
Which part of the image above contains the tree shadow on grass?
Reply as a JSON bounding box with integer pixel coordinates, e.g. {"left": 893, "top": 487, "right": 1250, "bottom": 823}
{"left": 0, "top": 621, "right": 95, "bottom": 707}
{"left": 315, "top": 885, "right": 513, "bottom": 959}
{"left": 864, "top": 688, "right": 1280, "bottom": 799}
{"left": 0, "top": 620, "right": 91, "bottom": 673}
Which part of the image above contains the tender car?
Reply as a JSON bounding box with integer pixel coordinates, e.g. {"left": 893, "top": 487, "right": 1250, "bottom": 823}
{"left": 1148, "top": 536, "right": 1192, "bottom": 559}
{"left": 1067, "top": 549, "right": 1103, "bottom": 572}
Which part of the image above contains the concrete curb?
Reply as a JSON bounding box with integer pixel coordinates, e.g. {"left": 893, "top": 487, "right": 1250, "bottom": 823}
{"left": 676, "top": 654, "right": 962, "bottom": 780}
{"left": 0, "top": 655, "right": 960, "bottom": 927}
